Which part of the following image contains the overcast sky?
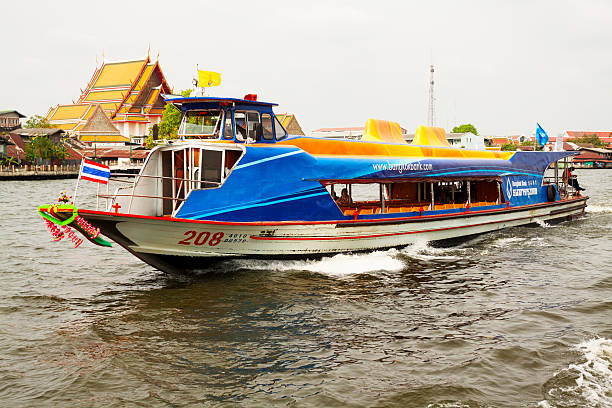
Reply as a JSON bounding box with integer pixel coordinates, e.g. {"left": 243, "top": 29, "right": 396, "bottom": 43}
{"left": 2, "top": 0, "right": 611, "bottom": 136}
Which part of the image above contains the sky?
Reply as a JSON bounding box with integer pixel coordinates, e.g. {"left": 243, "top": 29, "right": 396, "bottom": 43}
{"left": 2, "top": 0, "right": 611, "bottom": 137}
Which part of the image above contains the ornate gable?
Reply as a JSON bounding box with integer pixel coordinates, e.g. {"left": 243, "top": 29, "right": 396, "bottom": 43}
{"left": 80, "top": 105, "right": 120, "bottom": 133}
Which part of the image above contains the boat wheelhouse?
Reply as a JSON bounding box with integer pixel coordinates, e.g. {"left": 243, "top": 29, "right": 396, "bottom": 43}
{"left": 39, "top": 95, "right": 588, "bottom": 274}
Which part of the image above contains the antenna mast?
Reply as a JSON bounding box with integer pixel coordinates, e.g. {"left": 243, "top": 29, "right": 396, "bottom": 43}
{"left": 427, "top": 65, "right": 435, "bottom": 126}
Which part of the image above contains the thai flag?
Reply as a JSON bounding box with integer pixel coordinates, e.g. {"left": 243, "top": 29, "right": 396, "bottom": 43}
{"left": 80, "top": 159, "right": 110, "bottom": 184}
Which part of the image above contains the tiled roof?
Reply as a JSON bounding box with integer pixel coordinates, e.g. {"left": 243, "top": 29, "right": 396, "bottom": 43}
{"left": 79, "top": 134, "right": 130, "bottom": 143}
{"left": 81, "top": 147, "right": 150, "bottom": 159}
{"left": 47, "top": 104, "right": 92, "bottom": 121}
{"left": 0, "top": 110, "right": 26, "bottom": 118}
{"left": 90, "top": 60, "right": 148, "bottom": 89}
{"left": 566, "top": 131, "right": 612, "bottom": 138}
{"left": 12, "top": 128, "right": 65, "bottom": 137}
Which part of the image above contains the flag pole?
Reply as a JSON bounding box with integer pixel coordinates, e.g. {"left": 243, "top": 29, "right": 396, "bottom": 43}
{"left": 73, "top": 158, "right": 84, "bottom": 206}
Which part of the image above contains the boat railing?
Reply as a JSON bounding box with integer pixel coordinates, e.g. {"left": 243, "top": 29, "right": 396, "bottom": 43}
{"left": 544, "top": 156, "right": 584, "bottom": 199}
{"left": 97, "top": 174, "right": 221, "bottom": 216}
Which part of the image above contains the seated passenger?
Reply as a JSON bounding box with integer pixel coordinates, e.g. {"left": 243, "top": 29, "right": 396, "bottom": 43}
{"left": 235, "top": 122, "right": 247, "bottom": 141}
{"left": 566, "top": 166, "right": 585, "bottom": 191}
{"left": 336, "top": 188, "right": 351, "bottom": 206}
{"left": 330, "top": 188, "right": 338, "bottom": 201}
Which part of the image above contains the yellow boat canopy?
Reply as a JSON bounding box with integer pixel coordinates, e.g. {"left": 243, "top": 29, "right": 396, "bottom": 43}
{"left": 361, "top": 119, "right": 406, "bottom": 144}
{"left": 411, "top": 126, "right": 450, "bottom": 148}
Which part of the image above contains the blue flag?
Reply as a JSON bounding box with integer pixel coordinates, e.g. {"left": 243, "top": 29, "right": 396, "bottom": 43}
{"left": 536, "top": 123, "right": 549, "bottom": 147}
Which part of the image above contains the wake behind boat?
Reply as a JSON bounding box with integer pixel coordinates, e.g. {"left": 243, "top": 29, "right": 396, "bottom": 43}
{"left": 39, "top": 94, "right": 587, "bottom": 274}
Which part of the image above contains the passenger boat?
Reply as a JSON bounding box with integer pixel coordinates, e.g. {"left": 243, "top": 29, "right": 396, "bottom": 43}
{"left": 39, "top": 95, "right": 588, "bottom": 274}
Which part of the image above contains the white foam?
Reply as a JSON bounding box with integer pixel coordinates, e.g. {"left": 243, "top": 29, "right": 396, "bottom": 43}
{"left": 535, "top": 219, "right": 552, "bottom": 228}
{"left": 539, "top": 337, "right": 612, "bottom": 407}
{"left": 587, "top": 204, "right": 612, "bottom": 214}
{"left": 400, "top": 240, "right": 465, "bottom": 260}
{"left": 491, "top": 237, "right": 526, "bottom": 247}
{"left": 233, "top": 249, "right": 405, "bottom": 276}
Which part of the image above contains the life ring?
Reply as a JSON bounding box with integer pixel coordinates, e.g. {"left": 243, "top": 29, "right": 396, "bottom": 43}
{"left": 547, "top": 184, "right": 556, "bottom": 202}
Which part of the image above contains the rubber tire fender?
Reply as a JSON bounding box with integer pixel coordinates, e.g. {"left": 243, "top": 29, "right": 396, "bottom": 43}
{"left": 547, "top": 184, "right": 556, "bottom": 202}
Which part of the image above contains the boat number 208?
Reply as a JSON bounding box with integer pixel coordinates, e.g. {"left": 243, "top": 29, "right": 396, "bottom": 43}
{"left": 178, "top": 231, "right": 224, "bottom": 246}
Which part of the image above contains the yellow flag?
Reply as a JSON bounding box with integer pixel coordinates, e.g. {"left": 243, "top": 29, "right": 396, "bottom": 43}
{"left": 198, "top": 70, "right": 221, "bottom": 87}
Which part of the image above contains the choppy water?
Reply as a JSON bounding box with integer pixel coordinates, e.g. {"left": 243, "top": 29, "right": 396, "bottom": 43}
{"left": 0, "top": 170, "right": 610, "bottom": 407}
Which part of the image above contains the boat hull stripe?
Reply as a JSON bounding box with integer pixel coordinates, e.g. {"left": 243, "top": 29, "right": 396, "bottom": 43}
{"left": 183, "top": 191, "right": 330, "bottom": 219}
{"left": 249, "top": 204, "right": 586, "bottom": 241}
{"left": 75, "top": 198, "right": 587, "bottom": 226}
{"left": 234, "top": 150, "right": 303, "bottom": 170}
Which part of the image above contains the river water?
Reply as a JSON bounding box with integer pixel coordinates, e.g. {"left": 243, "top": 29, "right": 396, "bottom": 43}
{"left": 0, "top": 170, "right": 610, "bottom": 407}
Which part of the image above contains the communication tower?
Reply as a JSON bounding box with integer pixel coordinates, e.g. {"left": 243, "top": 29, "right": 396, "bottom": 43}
{"left": 427, "top": 65, "right": 435, "bottom": 126}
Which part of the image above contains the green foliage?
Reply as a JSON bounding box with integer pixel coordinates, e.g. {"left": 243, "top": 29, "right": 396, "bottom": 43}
{"left": 24, "top": 115, "right": 52, "bottom": 128}
{"left": 520, "top": 140, "right": 535, "bottom": 146}
{"left": 0, "top": 156, "right": 18, "bottom": 166}
{"left": 568, "top": 134, "right": 606, "bottom": 147}
{"left": 24, "top": 136, "right": 67, "bottom": 162}
{"left": 159, "top": 104, "right": 182, "bottom": 139}
{"left": 452, "top": 124, "right": 478, "bottom": 135}
{"left": 144, "top": 104, "right": 180, "bottom": 148}
{"left": 501, "top": 143, "right": 518, "bottom": 151}
{"left": 145, "top": 89, "right": 193, "bottom": 148}
{"left": 144, "top": 134, "right": 156, "bottom": 149}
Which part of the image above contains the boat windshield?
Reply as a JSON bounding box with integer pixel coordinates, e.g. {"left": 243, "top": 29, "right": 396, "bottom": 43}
{"left": 178, "top": 110, "right": 222, "bottom": 139}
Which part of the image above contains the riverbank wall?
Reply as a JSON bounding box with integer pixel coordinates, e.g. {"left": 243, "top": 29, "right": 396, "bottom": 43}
{"left": 0, "top": 164, "right": 79, "bottom": 180}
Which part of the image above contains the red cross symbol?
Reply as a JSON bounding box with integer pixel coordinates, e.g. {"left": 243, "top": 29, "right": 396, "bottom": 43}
{"left": 112, "top": 202, "right": 121, "bottom": 214}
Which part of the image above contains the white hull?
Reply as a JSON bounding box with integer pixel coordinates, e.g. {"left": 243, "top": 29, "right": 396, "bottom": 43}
{"left": 81, "top": 198, "right": 586, "bottom": 266}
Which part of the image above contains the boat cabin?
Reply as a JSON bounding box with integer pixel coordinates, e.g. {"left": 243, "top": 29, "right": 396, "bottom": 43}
{"left": 167, "top": 96, "right": 288, "bottom": 143}
{"left": 110, "top": 96, "right": 292, "bottom": 216}
{"left": 324, "top": 178, "right": 505, "bottom": 217}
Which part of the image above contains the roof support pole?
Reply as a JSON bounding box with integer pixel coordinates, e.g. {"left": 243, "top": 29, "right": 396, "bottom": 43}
{"left": 497, "top": 180, "right": 501, "bottom": 204}
{"left": 467, "top": 181, "right": 471, "bottom": 208}
{"left": 380, "top": 183, "right": 386, "bottom": 214}
{"left": 430, "top": 182, "right": 435, "bottom": 210}
{"left": 554, "top": 160, "right": 559, "bottom": 193}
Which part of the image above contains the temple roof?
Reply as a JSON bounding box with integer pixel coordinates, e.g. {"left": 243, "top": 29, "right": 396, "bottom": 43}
{"left": 46, "top": 54, "right": 172, "bottom": 130}
{"left": 79, "top": 134, "right": 130, "bottom": 143}
{"left": 46, "top": 104, "right": 96, "bottom": 130}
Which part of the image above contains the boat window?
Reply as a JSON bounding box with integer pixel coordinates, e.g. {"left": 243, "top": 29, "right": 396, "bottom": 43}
{"left": 179, "top": 110, "right": 222, "bottom": 139}
{"left": 202, "top": 150, "right": 222, "bottom": 186}
{"left": 328, "top": 179, "right": 504, "bottom": 217}
{"left": 235, "top": 112, "right": 247, "bottom": 141}
{"left": 190, "top": 148, "right": 201, "bottom": 191}
{"left": 222, "top": 111, "right": 234, "bottom": 140}
{"left": 274, "top": 116, "right": 288, "bottom": 140}
{"left": 224, "top": 150, "right": 242, "bottom": 178}
{"left": 234, "top": 111, "right": 262, "bottom": 142}
{"left": 350, "top": 184, "right": 380, "bottom": 202}
{"left": 246, "top": 111, "right": 260, "bottom": 142}
{"left": 261, "top": 113, "right": 274, "bottom": 140}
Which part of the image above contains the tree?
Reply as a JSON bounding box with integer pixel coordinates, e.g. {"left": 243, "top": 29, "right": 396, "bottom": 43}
{"left": 0, "top": 156, "right": 18, "bottom": 166}
{"left": 568, "top": 134, "right": 606, "bottom": 148}
{"left": 24, "top": 136, "right": 66, "bottom": 163}
{"left": 144, "top": 89, "right": 193, "bottom": 148}
{"left": 24, "top": 115, "right": 52, "bottom": 128}
{"left": 501, "top": 143, "right": 518, "bottom": 151}
{"left": 452, "top": 124, "right": 478, "bottom": 135}
{"left": 144, "top": 104, "right": 181, "bottom": 149}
